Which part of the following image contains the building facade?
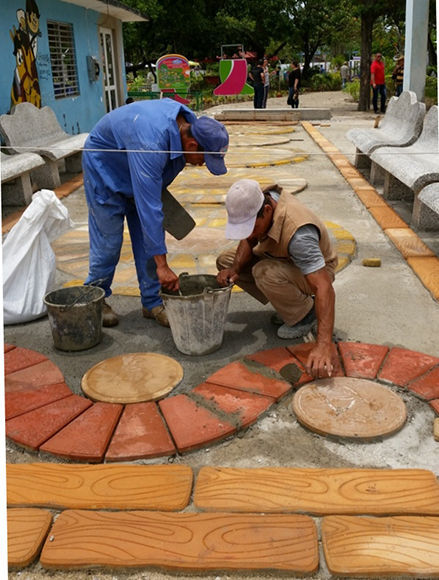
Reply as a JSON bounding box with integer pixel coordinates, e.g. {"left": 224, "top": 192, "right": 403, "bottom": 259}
{"left": 0, "top": 0, "right": 146, "bottom": 134}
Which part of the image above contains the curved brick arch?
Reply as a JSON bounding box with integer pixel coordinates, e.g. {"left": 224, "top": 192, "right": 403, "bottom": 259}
{"left": 5, "top": 342, "right": 439, "bottom": 462}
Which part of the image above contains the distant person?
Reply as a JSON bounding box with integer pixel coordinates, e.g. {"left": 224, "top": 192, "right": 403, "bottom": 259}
{"left": 340, "top": 62, "right": 350, "bottom": 88}
{"left": 216, "top": 179, "right": 338, "bottom": 378}
{"left": 392, "top": 55, "right": 404, "bottom": 97}
{"left": 249, "top": 59, "right": 264, "bottom": 109}
{"left": 370, "top": 53, "right": 386, "bottom": 114}
{"left": 262, "top": 58, "right": 270, "bottom": 108}
{"left": 288, "top": 61, "right": 301, "bottom": 108}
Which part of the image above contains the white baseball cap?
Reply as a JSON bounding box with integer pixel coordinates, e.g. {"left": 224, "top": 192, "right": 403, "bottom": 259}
{"left": 225, "top": 179, "right": 264, "bottom": 239}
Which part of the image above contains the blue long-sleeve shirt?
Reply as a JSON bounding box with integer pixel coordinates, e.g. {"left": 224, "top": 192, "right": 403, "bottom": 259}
{"left": 83, "top": 98, "right": 197, "bottom": 257}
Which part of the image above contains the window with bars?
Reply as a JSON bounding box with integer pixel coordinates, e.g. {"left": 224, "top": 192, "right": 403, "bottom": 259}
{"left": 47, "top": 20, "right": 79, "bottom": 98}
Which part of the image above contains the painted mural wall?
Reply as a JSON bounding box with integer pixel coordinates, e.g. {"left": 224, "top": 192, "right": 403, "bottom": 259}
{"left": 1, "top": 0, "right": 112, "bottom": 134}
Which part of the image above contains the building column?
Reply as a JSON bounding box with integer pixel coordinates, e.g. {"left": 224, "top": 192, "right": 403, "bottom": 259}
{"left": 403, "top": 0, "right": 429, "bottom": 101}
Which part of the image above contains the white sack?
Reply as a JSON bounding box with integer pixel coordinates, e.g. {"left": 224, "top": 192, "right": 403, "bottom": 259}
{"left": 3, "top": 189, "right": 73, "bottom": 324}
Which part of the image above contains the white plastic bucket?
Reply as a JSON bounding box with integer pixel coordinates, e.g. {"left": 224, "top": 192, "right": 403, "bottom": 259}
{"left": 161, "top": 274, "right": 232, "bottom": 356}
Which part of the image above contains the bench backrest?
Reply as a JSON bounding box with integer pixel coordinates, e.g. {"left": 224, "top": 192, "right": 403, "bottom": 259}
{"left": 0, "top": 102, "right": 67, "bottom": 149}
{"left": 380, "top": 91, "right": 425, "bottom": 141}
{"left": 415, "top": 105, "right": 438, "bottom": 150}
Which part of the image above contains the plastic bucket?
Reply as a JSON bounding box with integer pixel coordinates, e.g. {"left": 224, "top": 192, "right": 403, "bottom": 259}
{"left": 43, "top": 286, "right": 105, "bottom": 351}
{"left": 161, "top": 273, "right": 232, "bottom": 356}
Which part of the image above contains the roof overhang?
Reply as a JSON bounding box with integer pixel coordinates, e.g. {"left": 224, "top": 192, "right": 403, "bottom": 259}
{"left": 61, "top": 0, "right": 147, "bottom": 22}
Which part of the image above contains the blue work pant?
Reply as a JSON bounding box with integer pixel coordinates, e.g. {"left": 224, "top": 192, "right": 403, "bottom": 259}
{"left": 372, "top": 84, "right": 386, "bottom": 113}
{"left": 84, "top": 188, "right": 162, "bottom": 310}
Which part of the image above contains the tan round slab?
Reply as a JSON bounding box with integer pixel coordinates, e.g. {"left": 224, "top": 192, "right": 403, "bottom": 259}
{"left": 292, "top": 377, "right": 407, "bottom": 439}
{"left": 81, "top": 353, "right": 183, "bottom": 404}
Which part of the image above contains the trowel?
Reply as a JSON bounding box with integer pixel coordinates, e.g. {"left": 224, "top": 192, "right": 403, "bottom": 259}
{"left": 161, "top": 188, "right": 196, "bottom": 240}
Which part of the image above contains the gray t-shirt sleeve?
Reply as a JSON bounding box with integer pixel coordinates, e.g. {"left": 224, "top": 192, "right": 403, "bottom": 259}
{"left": 288, "top": 224, "right": 325, "bottom": 275}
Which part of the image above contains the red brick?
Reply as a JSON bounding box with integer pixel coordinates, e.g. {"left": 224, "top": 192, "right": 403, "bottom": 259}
{"left": 4, "top": 343, "right": 16, "bottom": 353}
{"left": 40, "top": 402, "right": 123, "bottom": 462}
{"left": 430, "top": 400, "right": 439, "bottom": 415}
{"left": 205, "top": 360, "right": 290, "bottom": 401}
{"left": 407, "top": 367, "right": 439, "bottom": 400}
{"left": 378, "top": 347, "right": 439, "bottom": 386}
{"left": 5, "top": 382, "right": 73, "bottom": 420}
{"left": 159, "top": 394, "right": 236, "bottom": 453}
{"left": 6, "top": 395, "right": 92, "bottom": 450}
{"left": 4, "top": 347, "right": 48, "bottom": 375}
{"left": 5, "top": 359, "right": 64, "bottom": 393}
{"left": 286, "top": 343, "right": 344, "bottom": 379}
{"left": 338, "top": 342, "right": 389, "bottom": 379}
{"left": 105, "top": 402, "right": 176, "bottom": 461}
{"left": 246, "top": 347, "right": 300, "bottom": 373}
{"left": 193, "top": 382, "right": 273, "bottom": 428}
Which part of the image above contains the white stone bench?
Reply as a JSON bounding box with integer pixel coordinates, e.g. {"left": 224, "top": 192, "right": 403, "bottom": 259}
{"left": 1, "top": 150, "right": 45, "bottom": 206}
{"left": 412, "top": 183, "right": 439, "bottom": 230}
{"left": 0, "top": 102, "right": 88, "bottom": 190}
{"left": 347, "top": 91, "right": 425, "bottom": 169}
{"left": 369, "top": 105, "right": 439, "bottom": 201}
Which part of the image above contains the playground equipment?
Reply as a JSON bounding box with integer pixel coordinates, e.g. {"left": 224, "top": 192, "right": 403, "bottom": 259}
{"left": 214, "top": 44, "right": 253, "bottom": 96}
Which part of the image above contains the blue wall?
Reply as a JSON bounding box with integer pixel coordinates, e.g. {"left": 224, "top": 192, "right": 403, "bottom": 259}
{"left": 1, "top": 0, "right": 108, "bottom": 133}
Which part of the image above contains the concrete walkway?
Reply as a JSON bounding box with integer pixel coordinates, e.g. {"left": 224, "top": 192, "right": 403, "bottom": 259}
{"left": 4, "top": 91, "right": 439, "bottom": 579}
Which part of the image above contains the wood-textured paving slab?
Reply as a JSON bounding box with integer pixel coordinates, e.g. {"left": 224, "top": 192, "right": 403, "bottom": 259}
{"left": 40, "top": 510, "right": 318, "bottom": 573}
{"left": 378, "top": 347, "right": 439, "bottom": 386}
{"left": 4, "top": 346, "right": 48, "bottom": 375}
{"left": 8, "top": 508, "right": 52, "bottom": 568}
{"left": 322, "top": 515, "right": 439, "bottom": 577}
{"left": 338, "top": 342, "right": 389, "bottom": 379}
{"left": 7, "top": 463, "right": 193, "bottom": 510}
{"left": 292, "top": 377, "right": 407, "bottom": 439}
{"left": 194, "top": 467, "right": 439, "bottom": 515}
{"left": 5, "top": 382, "right": 73, "bottom": 420}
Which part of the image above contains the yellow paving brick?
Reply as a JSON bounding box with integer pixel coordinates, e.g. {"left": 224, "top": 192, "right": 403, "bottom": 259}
{"left": 115, "top": 285, "right": 140, "bottom": 296}
{"left": 168, "top": 254, "right": 196, "bottom": 269}
{"left": 206, "top": 218, "right": 227, "bottom": 228}
{"left": 369, "top": 205, "right": 409, "bottom": 229}
{"left": 194, "top": 467, "right": 439, "bottom": 514}
{"left": 7, "top": 463, "right": 193, "bottom": 510}
{"left": 335, "top": 255, "right": 350, "bottom": 272}
{"left": 8, "top": 508, "right": 52, "bottom": 568}
{"left": 385, "top": 228, "right": 435, "bottom": 258}
{"left": 322, "top": 515, "right": 439, "bottom": 577}
{"left": 407, "top": 256, "right": 439, "bottom": 301}
{"left": 113, "top": 267, "right": 138, "bottom": 283}
{"left": 354, "top": 187, "right": 388, "bottom": 208}
{"left": 40, "top": 510, "right": 318, "bottom": 573}
{"left": 334, "top": 239, "right": 356, "bottom": 255}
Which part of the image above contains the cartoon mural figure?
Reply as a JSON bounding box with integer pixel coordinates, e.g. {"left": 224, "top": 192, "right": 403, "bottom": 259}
{"left": 156, "top": 54, "right": 191, "bottom": 105}
{"left": 10, "top": 0, "right": 42, "bottom": 109}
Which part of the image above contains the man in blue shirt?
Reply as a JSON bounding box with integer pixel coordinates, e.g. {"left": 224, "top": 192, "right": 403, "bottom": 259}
{"left": 82, "top": 98, "right": 229, "bottom": 327}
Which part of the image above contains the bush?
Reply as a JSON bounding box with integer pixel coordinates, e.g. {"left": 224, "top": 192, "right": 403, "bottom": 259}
{"left": 344, "top": 79, "right": 360, "bottom": 102}
{"left": 307, "top": 72, "right": 341, "bottom": 91}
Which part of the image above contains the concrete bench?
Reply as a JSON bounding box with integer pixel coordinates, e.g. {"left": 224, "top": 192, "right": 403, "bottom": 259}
{"left": 347, "top": 91, "right": 425, "bottom": 169}
{"left": 1, "top": 150, "right": 45, "bottom": 206}
{"left": 0, "top": 102, "right": 87, "bottom": 190}
{"left": 412, "top": 183, "right": 439, "bottom": 230}
{"left": 369, "top": 105, "right": 438, "bottom": 200}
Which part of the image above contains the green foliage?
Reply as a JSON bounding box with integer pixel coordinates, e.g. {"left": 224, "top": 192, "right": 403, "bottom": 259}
{"left": 425, "top": 74, "right": 438, "bottom": 102}
{"left": 344, "top": 79, "right": 360, "bottom": 101}
{"left": 306, "top": 72, "right": 342, "bottom": 91}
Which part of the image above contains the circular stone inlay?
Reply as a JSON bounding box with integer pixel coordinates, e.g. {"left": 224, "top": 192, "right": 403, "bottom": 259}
{"left": 292, "top": 377, "right": 407, "bottom": 439}
{"left": 81, "top": 353, "right": 183, "bottom": 404}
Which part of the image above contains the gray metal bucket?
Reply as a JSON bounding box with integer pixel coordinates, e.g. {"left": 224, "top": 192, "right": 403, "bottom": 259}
{"left": 43, "top": 286, "right": 105, "bottom": 351}
{"left": 161, "top": 274, "right": 232, "bottom": 356}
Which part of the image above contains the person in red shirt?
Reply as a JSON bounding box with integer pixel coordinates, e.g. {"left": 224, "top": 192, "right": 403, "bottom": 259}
{"left": 370, "top": 53, "right": 386, "bottom": 114}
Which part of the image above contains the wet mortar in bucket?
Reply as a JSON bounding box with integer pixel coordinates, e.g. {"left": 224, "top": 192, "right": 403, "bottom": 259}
{"left": 161, "top": 274, "right": 232, "bottom": 356}
{"left": 43, "top": 285, "right": 105, "bottom": 352}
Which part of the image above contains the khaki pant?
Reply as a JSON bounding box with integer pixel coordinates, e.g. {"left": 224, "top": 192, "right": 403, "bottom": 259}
{"left": 217, "top": 249, "right": 334, "bottom": 326}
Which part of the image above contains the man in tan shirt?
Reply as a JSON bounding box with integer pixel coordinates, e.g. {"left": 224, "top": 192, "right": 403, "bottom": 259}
{"left": 216, "top": 179, "right": 338, "bottom": 378}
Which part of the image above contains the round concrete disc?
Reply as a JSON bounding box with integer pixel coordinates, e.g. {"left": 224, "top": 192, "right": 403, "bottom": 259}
{"left": 81, "top": 353, "right": 183, "bottom": 404}
{"left": 292, "top": 377, "right": 407, "bottom": 439}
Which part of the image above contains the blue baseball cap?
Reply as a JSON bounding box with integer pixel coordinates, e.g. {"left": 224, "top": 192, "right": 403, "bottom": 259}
{"left": 191, "top": 116, "right": 229, "bottom": 175}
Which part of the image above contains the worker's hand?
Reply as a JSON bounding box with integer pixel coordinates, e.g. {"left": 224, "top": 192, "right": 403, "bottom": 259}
{"left": 306, "top": 342, "right": 338, "bottom": 379}
{"left": 217, "top": 268, "right": 238, "bottom": 287}
{"left": 157, "top": 264, "right": 179, "bottom": 292}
